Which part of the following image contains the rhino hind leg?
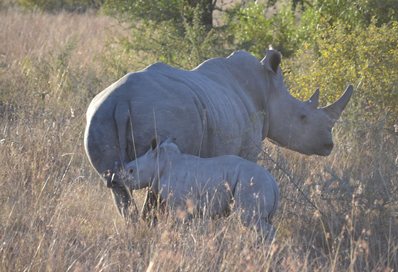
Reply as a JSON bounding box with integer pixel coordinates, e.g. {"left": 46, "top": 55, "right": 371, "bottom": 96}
{"left": 237, "top": 206, "right": 275, "bottom": 242}
{"left": 255, "top": 219, "right": 276, "bottom": 243}
{"left": 141, "top": 190, "right": 160, "bottom": 227}
{"left": 233, "top": 183, "right": 276, "bottom": 242}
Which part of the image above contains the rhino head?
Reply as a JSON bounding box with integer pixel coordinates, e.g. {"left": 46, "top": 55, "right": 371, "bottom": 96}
{"left": 261, "top": 50, "right": 353, "bottom": 156}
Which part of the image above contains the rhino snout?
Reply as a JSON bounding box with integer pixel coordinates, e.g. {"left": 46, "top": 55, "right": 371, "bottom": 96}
{"left": 316, "top": 142, "right": 334, "bottom": 156}
{"left": 324, "top": 142, "right": 334, "bottom": 150}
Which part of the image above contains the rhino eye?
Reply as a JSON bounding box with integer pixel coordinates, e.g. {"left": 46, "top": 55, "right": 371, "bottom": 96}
{"left": 300, "top": 114, "right": 307, "bottom": 120}
{"left": 129, "top": 169, "right": 134, "bottom": 174}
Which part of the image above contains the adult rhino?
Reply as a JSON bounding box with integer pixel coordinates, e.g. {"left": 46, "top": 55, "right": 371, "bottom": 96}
{"left": 84, "top": 49, "right": 353, "bottom": 219}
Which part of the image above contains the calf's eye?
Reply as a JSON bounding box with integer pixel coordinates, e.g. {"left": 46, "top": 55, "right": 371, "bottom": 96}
{"left": 300, "top": 114, "right": 307, "bottom": 120}
{"left": 129, "top": 169, "right": 134, "bottom": 174}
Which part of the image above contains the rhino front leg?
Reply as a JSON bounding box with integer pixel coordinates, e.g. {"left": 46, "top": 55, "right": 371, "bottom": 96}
{"left": 103, "top": 162, "right": 137, "bottom": 222}
{"left": 111, "top": 185, "right": 137, "bottom": 222}
{"left": 141, "top": 190, "right": 159, "bottom": 226}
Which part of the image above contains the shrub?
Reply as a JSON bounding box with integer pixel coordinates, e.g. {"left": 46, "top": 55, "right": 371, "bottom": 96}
{"left": 102, "top": 0, "right": 216, "bottom": 31}
{"left": 102, "top": 5, "right": 229, "bottom": 73}
{"left": 17, "top": 0, "right": 104, "bottom": 12}
{"left": 285, "top": 20, "right": 398, "bottom": 124}
{"left": 311, "top": 0, "right": 398, "bottom": 26}
{"left": 227, "top": 2, "right": 301, "bottom": 57}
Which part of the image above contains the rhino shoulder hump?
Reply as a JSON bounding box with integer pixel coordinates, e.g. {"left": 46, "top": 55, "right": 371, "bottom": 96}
{"left": 145, "top": 62, "right": 173, "bottom": 72}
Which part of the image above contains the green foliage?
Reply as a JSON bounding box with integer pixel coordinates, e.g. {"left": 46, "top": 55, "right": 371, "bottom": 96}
{"left": 103, "top": 0, "right": 183, "bottom": 23}
{"left": 285, "top": 20, "right": 398, "bottom": 123}
{"left": 311, "top": 0, "right": 369, "bottom": 27}
{"left": 103, "top": 0, "right": 215, "bottom": 30}
{"left": 103, "top": 5, "right": 227, "bottom": 73}
{"left": 228, "top": 0, "right": 398, "bottom": 58}
{"left": 311, "top": 0, "right": 398, "bottom": 26}
{"left": 101, "top": 0, "right": 226, "bottom": 72}
{"left": 228, "top": 2, "right": 300, "bottom": 57}
{"left": 17, "top": 0, "right": 104, "bottom": 11}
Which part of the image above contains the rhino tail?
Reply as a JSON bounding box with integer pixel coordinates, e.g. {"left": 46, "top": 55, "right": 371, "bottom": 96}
{"left": 113, "top": 101, "right": 132, "bottom": 166}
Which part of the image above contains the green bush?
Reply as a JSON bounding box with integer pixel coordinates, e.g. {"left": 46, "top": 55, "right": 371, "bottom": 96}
{"left": 102, "top": 0, "right": 215, "bottom": 31}
{"left": 103, "top": 0, "right": 183, "bottom": 24}
{"left": 311, "top": 0, "right": 398, "bottom": 26}
{"left": 227, "top": 2, "right": 300, "bottom": 57}
{"left": 102, "top": 5, "right": 228, "bottom": 73}
{"left": 17, "top": 0, "right": 104, "bottom": 12}
{"left": 285, "top": 20, "right": 398, "bottom": 124}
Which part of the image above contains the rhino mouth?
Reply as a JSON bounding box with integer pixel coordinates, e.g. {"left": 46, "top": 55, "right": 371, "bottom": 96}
{"left": 316, "top": 142, "right": 334, "bottom": 156}
{"left": 266, "top": 138, "right": 334, "bottom": 156}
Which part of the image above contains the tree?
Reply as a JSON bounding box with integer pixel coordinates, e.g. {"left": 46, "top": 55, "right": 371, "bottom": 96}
{"left": 103, "top": 0, "right": 218, "bottom": 31}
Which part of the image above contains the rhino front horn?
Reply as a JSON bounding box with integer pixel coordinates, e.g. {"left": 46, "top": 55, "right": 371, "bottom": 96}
{"left": 323, "top": 85, "right": 354, "bottom": 121}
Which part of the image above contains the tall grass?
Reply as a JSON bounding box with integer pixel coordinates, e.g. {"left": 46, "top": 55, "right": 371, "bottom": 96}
{"left": 0, "top": 10, "right": 397, "bottom": 271}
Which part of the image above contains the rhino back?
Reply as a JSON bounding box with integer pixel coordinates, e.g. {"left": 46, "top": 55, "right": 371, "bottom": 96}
{"left": 85, "top": 69, "right": 202, "bottom": 172}
{"left": 85, "top": 54, "right": 267, "bottom": 174}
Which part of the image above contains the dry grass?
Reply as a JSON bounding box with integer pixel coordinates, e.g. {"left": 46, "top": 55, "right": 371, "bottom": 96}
{"left": 0, "top": 10, "right": 397, "bottom": 271}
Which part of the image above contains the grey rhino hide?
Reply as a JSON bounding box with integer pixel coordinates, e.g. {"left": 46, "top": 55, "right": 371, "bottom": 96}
{"left": 124, "top": 140, "right": 279, "bottom": 240}
{"left": 84, "top": 49, "right": 353, "bottom": 218}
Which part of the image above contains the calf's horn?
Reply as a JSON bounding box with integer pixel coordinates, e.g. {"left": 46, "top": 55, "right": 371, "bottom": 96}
{"left": 323, "top": 85, "right": 354, "bottom": 121}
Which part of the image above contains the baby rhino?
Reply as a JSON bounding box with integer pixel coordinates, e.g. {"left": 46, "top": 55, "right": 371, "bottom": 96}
{"left": 123, "top": 139, "right": 279, "bottom": 240}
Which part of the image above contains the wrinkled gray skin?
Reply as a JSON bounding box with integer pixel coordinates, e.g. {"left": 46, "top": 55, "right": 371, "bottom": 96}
{"left": 123, "top": 140, "right": 279, "bottom": 240}
{"left": 84, "top": 49, "right": 353, "bottom": 219}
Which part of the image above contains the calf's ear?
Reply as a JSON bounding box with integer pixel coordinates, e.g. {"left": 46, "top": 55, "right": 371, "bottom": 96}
{"left": 163, "top": 137, "right": 174, "bottom": 144}
{"left": 150, "top": 138, "right": 158, "bottom": 150}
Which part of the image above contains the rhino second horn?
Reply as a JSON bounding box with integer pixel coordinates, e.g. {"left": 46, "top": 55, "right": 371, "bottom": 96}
{"left": 307, "top": 88, "right": 320, "bottom": 108}
{"left": 323, "top": 85, "right": 354, "bottom": 121}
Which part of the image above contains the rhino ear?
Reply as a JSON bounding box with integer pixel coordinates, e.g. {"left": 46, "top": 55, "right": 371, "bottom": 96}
{"left": 261, "top": 49, "right": 281, "bottom": 74}
{"left": 163, "top": 137, "right": 174, "bottom": 144}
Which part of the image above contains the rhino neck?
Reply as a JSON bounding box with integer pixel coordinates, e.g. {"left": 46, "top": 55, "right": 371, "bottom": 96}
{"left": 264, "top": 88, "right": 295, "bottom": 143}
{"left": 261, "top": 109, "right": 270, "bottom": 140}
{"left": 261, "top": 77, "right": 284, "bottom": 140}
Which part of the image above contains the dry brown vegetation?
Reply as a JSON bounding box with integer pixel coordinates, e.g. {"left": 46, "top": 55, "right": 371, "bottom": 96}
{"left": 0, "top": 10, "right": 397, "bottom": 271}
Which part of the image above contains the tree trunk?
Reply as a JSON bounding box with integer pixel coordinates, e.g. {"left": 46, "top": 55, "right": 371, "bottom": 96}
{"left": 187, "top": 0, "right": 216, "bottom": 30}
